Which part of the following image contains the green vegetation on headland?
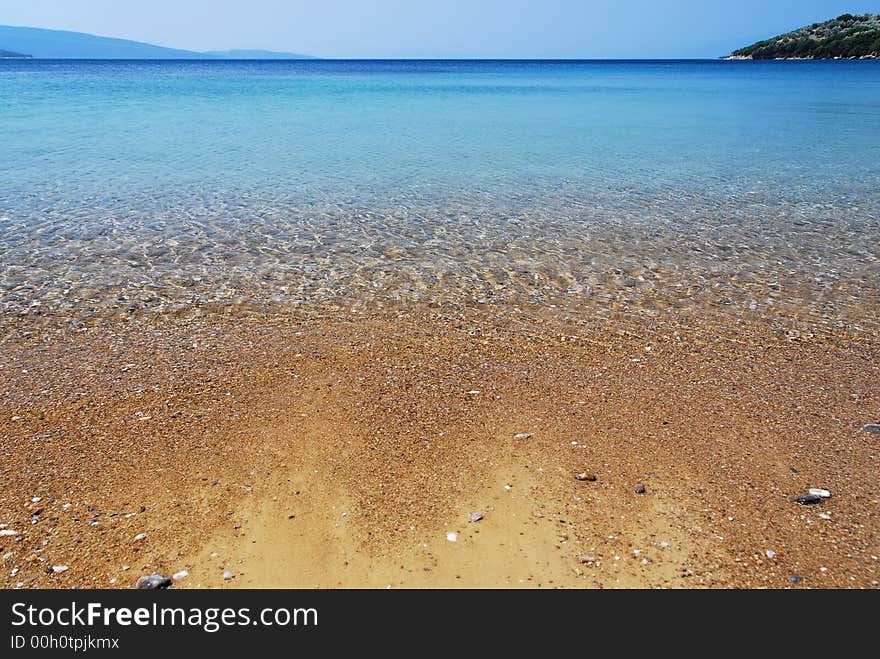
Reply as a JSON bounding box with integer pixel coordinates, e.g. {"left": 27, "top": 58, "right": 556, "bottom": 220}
{"left": 0, "top": 48, "right": 31, "bottom": 58}
{"left": 730, "top": 14, "right": 880, "bottom": 59}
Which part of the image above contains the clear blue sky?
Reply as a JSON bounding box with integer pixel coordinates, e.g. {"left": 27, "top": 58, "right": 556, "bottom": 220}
{"left": 0, "top": 0, "right": 877, "bottom": 58}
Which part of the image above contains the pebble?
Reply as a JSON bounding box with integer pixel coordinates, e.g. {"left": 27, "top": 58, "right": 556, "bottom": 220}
{"left": 136, "top": 573, "right": 172, "bottom": 590}
{"left": 808, "top": 488, "right": 831, "bottom": 499}
{"left": 222, "top": 571, "right": 234, "bottom": 580}
{"left": 634, "top": 484, "right": 647, "bottom": 494}
{"left": 469, "top": 512, "right": 484, "bottom": 523}
{"left": 172, "top": 570, "right": 189, "bottom": 580}
{"left": 513, "top": 433, "right": 532, "bottom": 440}
{"left": 446, "top": 532, "right": 458, "bottom": 542}
{"left": 862, "top": 423, "right": 880, "bottom": 434}
{"left": 818, "top": 512, "right": 832, "bottom": 520}
{"left": 795, "top": 493, "right": 823, "bottom": 505}
{"left": 133, "top": 533, "right": 147, "bottom": 541}
{"left": 0, "top": 530, "right": 19, "bottom": 537}
{"left": 788, "top": 574, "right": 804, "bottom": 584}
{"left": 765, "top": 549, "right": 776, "bottom": 559}
{"left": 51, "top": 565, "right": 69, "bottom": 573}
{"left": 574, "top": 472, "right": 597, "bottom": 482}
{"left": 579, "top": 555, "right": 596, "bottom": 564}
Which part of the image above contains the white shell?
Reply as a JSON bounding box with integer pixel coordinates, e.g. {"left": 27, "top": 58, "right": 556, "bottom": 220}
{"left": 446, "top": 532, "right": 458, "bottom": 542}
{"left": 808, "top": 488, "right": 831, "bottom": 499}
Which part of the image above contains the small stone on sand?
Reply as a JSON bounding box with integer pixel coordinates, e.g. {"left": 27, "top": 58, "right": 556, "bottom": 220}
{"left": 136, "top": 573, "right": 171, "bottom": 590}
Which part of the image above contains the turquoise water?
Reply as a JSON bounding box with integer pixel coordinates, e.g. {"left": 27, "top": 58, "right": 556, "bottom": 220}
{"left": 1, "top": 60, "right": 878, "bottom": 331}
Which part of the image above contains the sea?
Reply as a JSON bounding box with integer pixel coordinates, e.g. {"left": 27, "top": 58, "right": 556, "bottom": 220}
{"left": 1, "top": 59, "right": 878, "bottom": 333}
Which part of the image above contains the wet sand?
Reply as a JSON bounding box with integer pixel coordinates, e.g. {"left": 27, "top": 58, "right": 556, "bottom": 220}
{"left": 0, "top": 306, "right": 878, "bottom": 589}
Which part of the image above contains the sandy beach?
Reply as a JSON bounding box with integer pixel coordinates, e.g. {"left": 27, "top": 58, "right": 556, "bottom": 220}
{"left": 1, "top": 302, "right": 877, "bottom": 590}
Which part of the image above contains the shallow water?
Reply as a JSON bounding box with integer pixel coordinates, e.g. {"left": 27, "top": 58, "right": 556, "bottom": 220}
{"left": 1, "top": 60, "right": 878, "bottom": 332}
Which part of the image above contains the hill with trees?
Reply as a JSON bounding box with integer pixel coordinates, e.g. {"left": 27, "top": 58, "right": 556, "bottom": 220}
{"left": 730, "top": 14, "right": 880, "bottom": 59}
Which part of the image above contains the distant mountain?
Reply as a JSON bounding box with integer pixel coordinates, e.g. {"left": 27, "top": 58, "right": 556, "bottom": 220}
{"left": 0, "top": 48, "right": 30, "bottom": 58}
{"left": 0, "top": 25, "right": 207, "bottom": 59}
{"left": 0, "top": 25, "right": 314, "bottom": 60}
{"left": 202, "top": 49, "right": 315, "bottom": 60}
{"left": 729, "top": 13, "right": 880, "bottom": 59}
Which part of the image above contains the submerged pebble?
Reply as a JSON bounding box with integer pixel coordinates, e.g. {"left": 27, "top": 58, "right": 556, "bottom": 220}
{"left": 862, "top": 423, "right": 880, "bottom": 434}
{"left": 469, "top": 512, "right": 484, "bottom": 523}
{"left": 795, "top": 493, "right": 823, "bottom": 505}
{"left": 446, "top": 532, "right": 458, "bottom": 542}
{"left": 634, "top": 484, "right": 647, "bottom": 494}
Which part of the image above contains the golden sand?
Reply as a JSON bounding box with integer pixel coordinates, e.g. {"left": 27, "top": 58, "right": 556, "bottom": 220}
{"left": 0, "top": 306, "right": 877, "bottom": 588}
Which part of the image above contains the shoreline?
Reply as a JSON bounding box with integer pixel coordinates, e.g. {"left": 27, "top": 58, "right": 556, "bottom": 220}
{"left": 1, "top": 305, "right": 877, "bottom": 588}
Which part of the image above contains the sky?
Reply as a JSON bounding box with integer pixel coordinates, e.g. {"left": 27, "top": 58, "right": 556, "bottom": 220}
{"left": 0, "top": 0, "right": 878, "bottom": 58}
